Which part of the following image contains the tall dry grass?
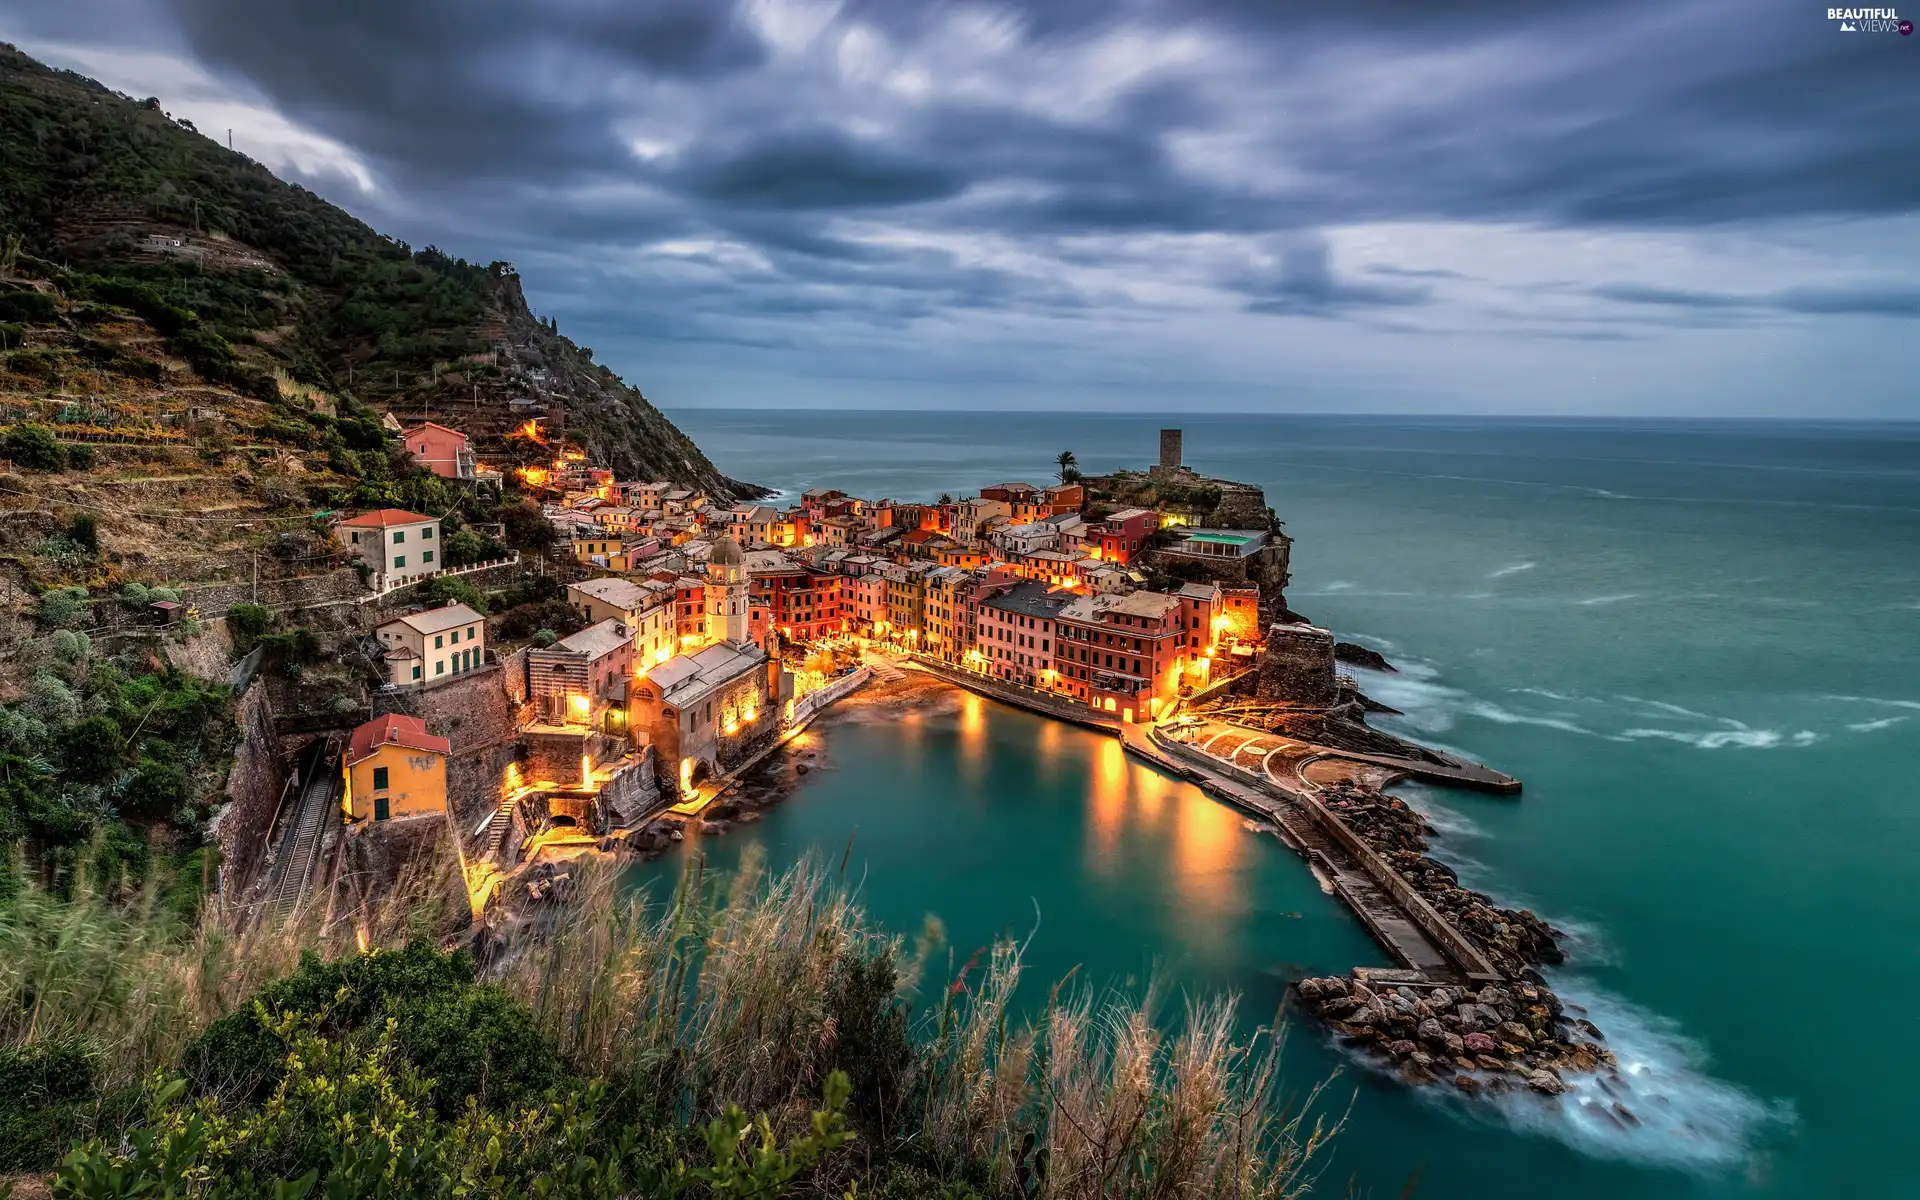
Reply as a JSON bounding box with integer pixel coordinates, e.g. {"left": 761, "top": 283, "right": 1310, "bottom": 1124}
{"left": 3, "top": 845, "right": 1341, "bottom": 1198}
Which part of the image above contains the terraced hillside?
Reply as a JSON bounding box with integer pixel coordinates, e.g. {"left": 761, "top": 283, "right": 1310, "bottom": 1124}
{"left": 0, "top": 42, "right": 752, "bottom": 499}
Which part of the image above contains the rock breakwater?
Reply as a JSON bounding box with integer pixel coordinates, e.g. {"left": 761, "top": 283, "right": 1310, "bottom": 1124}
{"left": 1296, "top": 782, "right": 1617, "bottom": 1101}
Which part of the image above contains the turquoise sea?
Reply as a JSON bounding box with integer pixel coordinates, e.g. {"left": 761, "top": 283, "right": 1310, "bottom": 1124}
{"left": 641, "top": 412, "right": 1920, "bottom": 1199}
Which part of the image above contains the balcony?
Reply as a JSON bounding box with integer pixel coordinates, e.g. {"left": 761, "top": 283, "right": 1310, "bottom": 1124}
{"left": 1090, "top": 671, "right": 1147, "bottom": 696}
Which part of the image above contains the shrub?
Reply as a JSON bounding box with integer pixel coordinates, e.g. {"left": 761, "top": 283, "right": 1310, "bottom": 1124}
{"left": 37, "top": 585, "right": 91, "bottom": 629}
{"left": 67, "top": 442, "right": 96, "bottom": 469}
{"left": 61, "top": 713, "right": 125, "bottom": 781}
{"left": 224, "top": 601, "right": 272, "bottom": 651}
{"left": 120, "top": 757, "right": 191, "bottom": 821}
{"left": 2, "top": 421, "right": 68, "bottom": 470}
{"left": 0, "top": 288, "right": 58, "bottom": 322}
{"left": 0, "top": 1035, "right": 100, "bottom": 1171}
{"left": 531, "top": 628, "right": 558, "bottom": 648}
{"left": 180, "top": 944, "right": 557, "bottom": 1114}
{"left": 421, "top": 573, "right": 487, "bottom": 613}
{"left": 67, "top": 511, "right": 99, "bottom": 553}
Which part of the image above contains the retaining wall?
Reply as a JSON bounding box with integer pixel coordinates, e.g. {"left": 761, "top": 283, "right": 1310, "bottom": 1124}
{"left": 210, "top": 683, "right": 289, "bottom": 897}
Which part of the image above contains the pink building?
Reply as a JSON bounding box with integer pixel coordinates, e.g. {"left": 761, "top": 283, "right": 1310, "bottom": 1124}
{"left": 402, "top": 422, "right": 475, "bottom": 480}
{"left": 847, "top": 573, "right": 887, "bottom": 634}
{"left": 1091, "top": 507, "right": 1157, "bottom": 565}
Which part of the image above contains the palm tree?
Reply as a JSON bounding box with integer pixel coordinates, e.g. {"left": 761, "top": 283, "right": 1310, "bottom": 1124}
{"left": 1056, "top": 449, "right": 1077, "bottom": 483}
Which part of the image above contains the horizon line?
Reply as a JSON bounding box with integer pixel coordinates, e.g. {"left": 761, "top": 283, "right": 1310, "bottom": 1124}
{"left": 668, "top": 406, "right": 1920, "bottom": 425}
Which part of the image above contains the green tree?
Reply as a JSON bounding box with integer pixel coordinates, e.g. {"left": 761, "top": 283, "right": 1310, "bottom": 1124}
{"left": 1055, "top": 449, "right": 1077, "bottom": 483}
{"left": 60, "top": 714, "right": 124, "bottom": 782}
{"left": 2, "top": 423, "right": 68, "bottom": 471}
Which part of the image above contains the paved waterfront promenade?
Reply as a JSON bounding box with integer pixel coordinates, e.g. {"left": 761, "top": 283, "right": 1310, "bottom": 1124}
{"left": 905, "top": 651, "right": 1503, "bottom": 983}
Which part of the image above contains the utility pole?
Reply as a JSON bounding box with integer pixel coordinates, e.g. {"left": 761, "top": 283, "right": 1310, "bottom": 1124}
{"left": 227, "top": 128, "right": 233, "bottom": 151}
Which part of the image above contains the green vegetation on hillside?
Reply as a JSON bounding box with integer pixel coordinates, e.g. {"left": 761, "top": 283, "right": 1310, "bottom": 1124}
{"left": 0, "top": 42, "right": 746, "bottom": 493}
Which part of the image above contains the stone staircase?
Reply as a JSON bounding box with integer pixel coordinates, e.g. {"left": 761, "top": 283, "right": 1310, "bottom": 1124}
{"left": 485, "top": 795, "right": 520, "bottom": 861}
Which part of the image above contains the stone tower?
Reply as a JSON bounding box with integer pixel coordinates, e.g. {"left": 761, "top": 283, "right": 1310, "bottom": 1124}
{"left": 1158, "top": 428, "right": 1183, "bottom": 473}
{"left": 706, "top": 537, "right": 750, "bottom": 645}
{"left": 1255, "top": 622, "right": 1338, "bottom": 708}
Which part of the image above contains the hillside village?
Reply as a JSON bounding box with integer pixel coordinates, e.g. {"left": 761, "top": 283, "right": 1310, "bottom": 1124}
{"left": 189, "top": 419, "right": 1307, "bottom": 920}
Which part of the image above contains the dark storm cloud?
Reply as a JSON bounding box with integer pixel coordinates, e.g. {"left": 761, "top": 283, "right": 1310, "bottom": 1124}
{"left": 1593, "top": 281, "right": 1920, "bottom": 319}
{"left": 1234, "top": 238, "right": 1431, "bottom": 315}
{"left": 677, "top": 130, "right": 966, "bottom": 210}
{"left": 124, "top": 0, "right": 1920, "bottom": 250}
{"left": 6, "top": 0, "right": 1914, "bottom": 413}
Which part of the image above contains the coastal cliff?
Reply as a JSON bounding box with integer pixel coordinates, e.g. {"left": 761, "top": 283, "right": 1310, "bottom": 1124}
{"left": 0, "top": 43, "right": 752, "bottom": 499}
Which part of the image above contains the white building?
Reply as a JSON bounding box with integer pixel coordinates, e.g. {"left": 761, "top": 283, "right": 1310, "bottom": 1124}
{"left": 375, "top": 603, "right": 485, "bottom": 688}
{"left": 333, "top": 509, "right": 443, "bottom": 591}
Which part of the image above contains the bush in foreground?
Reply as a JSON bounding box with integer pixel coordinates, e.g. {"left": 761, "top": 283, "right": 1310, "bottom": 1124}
{"left": 2, "top": 854, "right": 1340, "bottom": 1197}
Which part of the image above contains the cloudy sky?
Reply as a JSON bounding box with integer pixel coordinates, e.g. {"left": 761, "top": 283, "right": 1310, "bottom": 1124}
{"left": 4, "top": 1, "right": 1917, "bottom": 417}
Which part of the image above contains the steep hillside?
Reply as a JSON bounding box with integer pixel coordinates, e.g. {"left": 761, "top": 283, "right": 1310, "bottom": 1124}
{"left": 0, "top": 42, "right": 755, "bottom": 497}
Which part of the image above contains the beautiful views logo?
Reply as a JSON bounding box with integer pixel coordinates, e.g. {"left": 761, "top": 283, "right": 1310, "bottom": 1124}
{"left": 1827, "top": 7, "right": 1914, "bottom": 32}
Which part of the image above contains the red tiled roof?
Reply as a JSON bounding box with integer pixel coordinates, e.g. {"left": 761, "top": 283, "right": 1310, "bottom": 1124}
{"left": 336, "top": 508, "right": 434, "bottom": 529}
{"left": 403, "top": 421, "right": 468, "bottom": 440}
{"left": 348, "top": 713, "right": 449, "bottom": 764}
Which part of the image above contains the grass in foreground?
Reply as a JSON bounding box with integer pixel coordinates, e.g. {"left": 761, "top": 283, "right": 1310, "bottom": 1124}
{"left": 1, "top": 847, "right": 1341, "bottom": 1198}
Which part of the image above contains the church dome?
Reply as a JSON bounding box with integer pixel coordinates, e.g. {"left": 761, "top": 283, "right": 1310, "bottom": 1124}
{"left": 710, "top": 536, "right": 745, "bottom": 567}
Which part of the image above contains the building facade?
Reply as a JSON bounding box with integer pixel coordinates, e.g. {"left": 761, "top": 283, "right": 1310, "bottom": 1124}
{"left": 342, "top": 714, "right": 449, "bottom": 823}
{"left": 374, "top": 603, "right": 485, "bottom": 688}
{"left": 334, "top": 509, "right": 443, "bottom": 591}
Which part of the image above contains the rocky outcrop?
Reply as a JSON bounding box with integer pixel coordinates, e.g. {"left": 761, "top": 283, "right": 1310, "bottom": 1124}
{"left": 1295, "top": 781, "right": 1607, "bottom": 1098}
{"left": 1292, "top": 975, "right": 1613, "bottom": 1096}
{"left": 1334, "top": 642, "right": 1396, "bottom": 672}
{"left": 478, "top": 272, "right": 766, "bottom": 500}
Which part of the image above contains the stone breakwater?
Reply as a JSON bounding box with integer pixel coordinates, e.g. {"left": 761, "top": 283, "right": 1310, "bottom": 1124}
{"left": 1295, "top": 782, "right": 1618, "bottom": 1100}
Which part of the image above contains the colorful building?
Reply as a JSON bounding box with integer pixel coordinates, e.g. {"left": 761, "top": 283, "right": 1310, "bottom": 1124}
{"left": 402, "top": 422, "right": 475, "bottom": 480}
{"left": 973, "top": 579, "right": 1074, "bottom": 690}
{"left": 1054, "top": 590, "right": 1188, "bottom": 721}
{"left": 1089, "top": 508, "right": 1158, "bottom": 565}
{"left": 527, "top": 618, "right": 634, "bottom": 729}
{"left": 342, "top": 714, "right": 448, "bottom": 823}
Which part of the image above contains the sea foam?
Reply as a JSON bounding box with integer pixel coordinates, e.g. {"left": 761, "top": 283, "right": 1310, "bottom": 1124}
{"left": 1469, "top": 974, "right": 1795, "bottom": 1170}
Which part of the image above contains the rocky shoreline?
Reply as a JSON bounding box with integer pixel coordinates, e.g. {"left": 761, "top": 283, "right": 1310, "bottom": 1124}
{"left": 1294, "top": 782, "right": 1625, "bottom": 1105}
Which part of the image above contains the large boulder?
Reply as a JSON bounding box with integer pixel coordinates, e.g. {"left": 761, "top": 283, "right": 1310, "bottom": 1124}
{"left": 1498, "top": 1021, "right": 1536, "bottom": 1047}
{"left": 1527, "top": 1069, "right": 1567, "bottom": 1096}
{"left": 1462, "top": 1032, "right": 1498, "bottom": 1056}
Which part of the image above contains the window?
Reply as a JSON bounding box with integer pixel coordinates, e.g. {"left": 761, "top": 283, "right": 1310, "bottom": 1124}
{"left": 372, "top": 766, "right": 389, "bottom": 791}
{"left": 422, "top": 550, "right": 435, "bottom": 564}
{"left": 393, "top": 555, "right": 406, "bottom": 568}
{"left": 435, "top": 635, "right": 444, "bottom": 649}
{"left": 412, "top": 665, "right": 422, "bottom": 680}
{"left": 393, "top": 531, "right": 405, "bottom": 544}
{"left": 422, "top": 526, "right": 434, "bottom": 539}
{"left": 436, "top": 660, "right": 446, "bottom": 675}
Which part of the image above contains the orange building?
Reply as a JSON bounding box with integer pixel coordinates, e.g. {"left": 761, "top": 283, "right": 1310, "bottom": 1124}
{"left": 342, "top": 714, "right": 450, "bottom": 823}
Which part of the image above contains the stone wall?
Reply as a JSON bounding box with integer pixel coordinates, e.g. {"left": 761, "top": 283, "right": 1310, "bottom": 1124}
{"left": 366, "top": 560, "right": 535, "bottom": 618}
{"left": 1216, "top": 585, "right": 1262, "bottom": 645}
{"left": 210, "top": 683, "right": 289, "bottom": 897}
{"left": 599, "top": 750, "right": 659, "bottom": 826}
{"left": 1255, "top": 622, "right": 1338, "bottom": 708}
{"left": 84, "top": 572, "right": 369, "bottom": 633}
{"left": 380, "top": 661, "right": 527, "bottom": 830}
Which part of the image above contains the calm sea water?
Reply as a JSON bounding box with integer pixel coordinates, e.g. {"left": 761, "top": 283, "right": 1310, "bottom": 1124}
{"left": 639, "top": 412, "right": 1920, "bottom": 1199}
